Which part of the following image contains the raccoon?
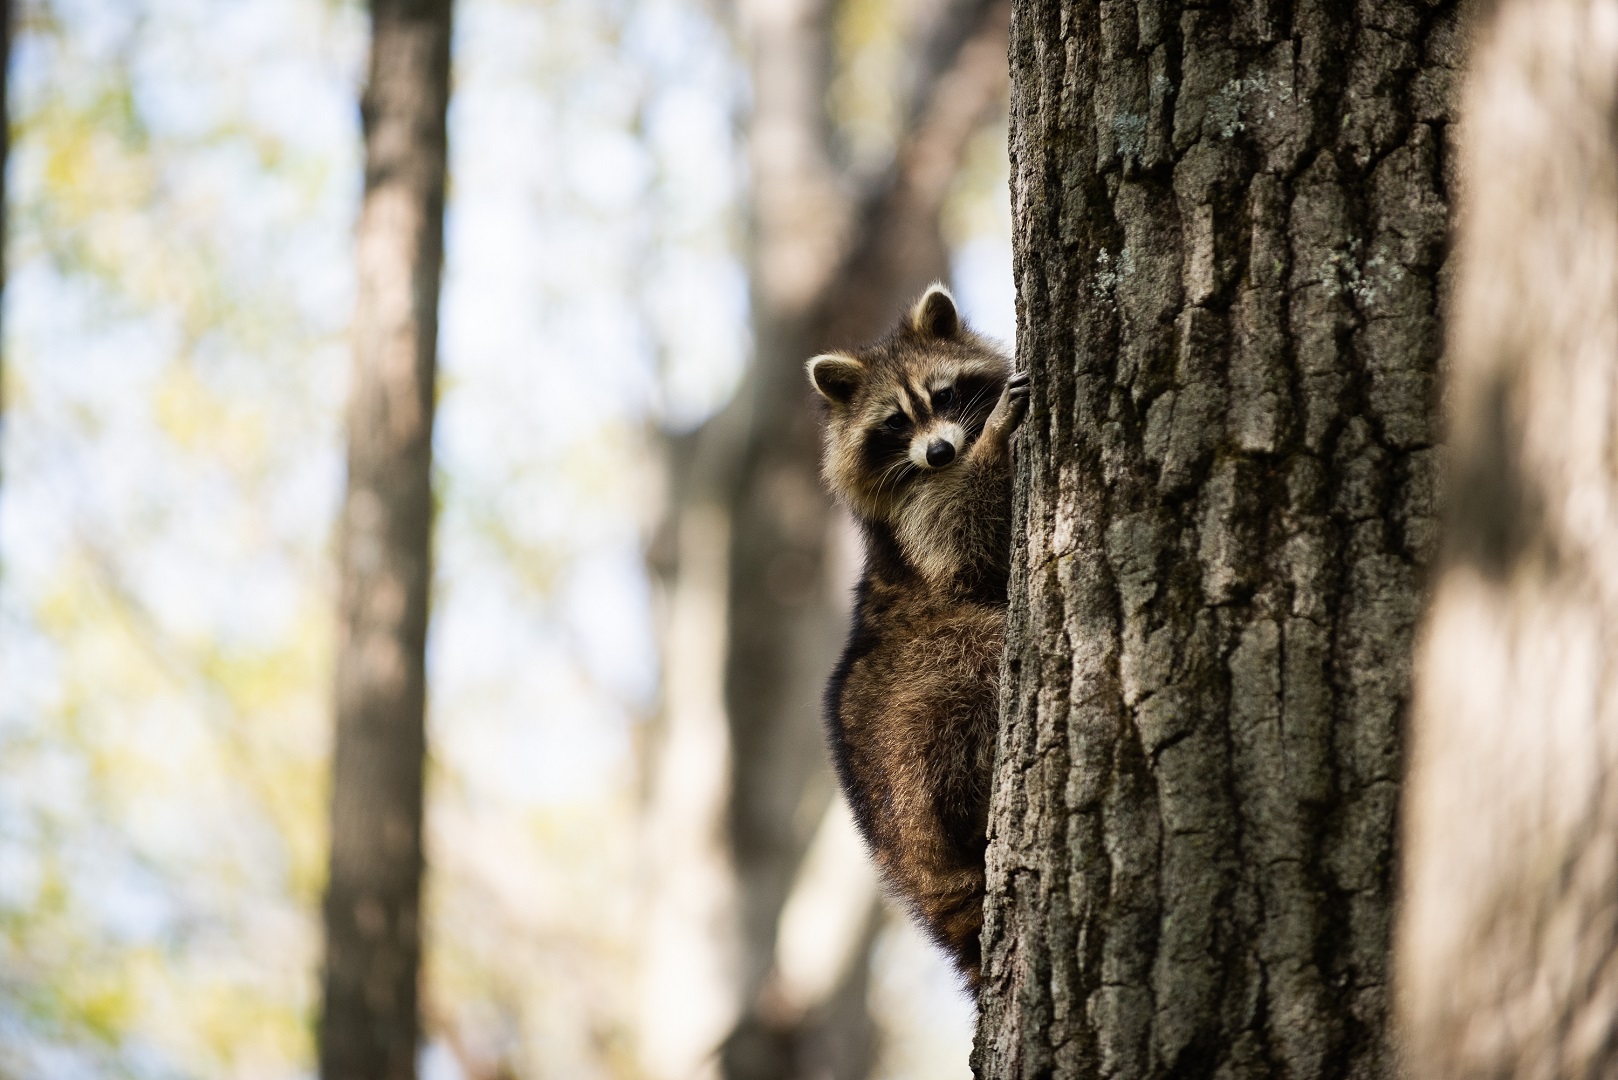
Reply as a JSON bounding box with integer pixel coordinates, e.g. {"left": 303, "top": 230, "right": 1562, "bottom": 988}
{"left": 806, "top": 283, "right": 1028, "bottom": 993}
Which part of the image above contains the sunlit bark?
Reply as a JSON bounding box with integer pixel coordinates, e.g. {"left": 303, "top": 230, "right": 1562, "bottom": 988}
{"left": 1397, "top": 2, "right": 1618, "bottom": 1076}
{"left": 320, "top": 3, "right": 452, "bottom": 1078}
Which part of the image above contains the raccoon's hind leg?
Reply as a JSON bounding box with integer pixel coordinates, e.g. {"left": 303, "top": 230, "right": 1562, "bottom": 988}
{"left": 876, "top": 835, "right": 987, "bottom": 993}
{"left": 918, "top": 865, "right": 987, "bottom": 992}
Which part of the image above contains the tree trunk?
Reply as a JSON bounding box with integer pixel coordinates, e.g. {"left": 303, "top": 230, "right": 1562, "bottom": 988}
{"left": 320, "top": 3, "right": 451, "bottom": 1079}
{"left": 1396, "top": 2, "right": 1618, "bottom": 1077}
{"left": 976, "top": 2, "right": 1460, "bottom": 1076}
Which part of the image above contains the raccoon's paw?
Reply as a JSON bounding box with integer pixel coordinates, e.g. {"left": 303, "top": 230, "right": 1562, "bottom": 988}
{"left": 1004, "top": 372, "right": 1031, "bottom": 431}
{"left": 982, "top": 372, "right": 1031, "bottom": 446}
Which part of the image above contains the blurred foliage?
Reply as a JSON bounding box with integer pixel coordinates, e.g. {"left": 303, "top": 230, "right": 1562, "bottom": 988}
{"left": 942, "top": 112, "right": 1010, "bottom": 253}
{"left": 1, "top": 0, "right": 358, "bottom": 1071}
{"left": 0, "top": 0, "right": 1007, "bottom": 1076}
{"left": 832, "top": 0, "right": 946, "bottom": 181}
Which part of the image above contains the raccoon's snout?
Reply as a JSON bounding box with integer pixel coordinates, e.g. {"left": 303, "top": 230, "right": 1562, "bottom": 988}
{"left": 910, "top": 422, "right": 965, "bottom": 470}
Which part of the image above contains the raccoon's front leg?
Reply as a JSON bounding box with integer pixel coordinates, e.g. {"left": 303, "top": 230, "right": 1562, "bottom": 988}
{"left": 920, "top": 371, "right": 1027, "bottom": 588}
{"left": 895, "top": 371, "right": 1030, "bottom": 590}
{"left": 969, "top": 371, "right": 1030, "bottom": 465}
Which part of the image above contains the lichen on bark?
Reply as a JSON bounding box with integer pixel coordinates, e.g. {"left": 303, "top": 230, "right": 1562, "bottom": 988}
{"left": 975, "top": 2, "right": 1463, "bottom": 1076}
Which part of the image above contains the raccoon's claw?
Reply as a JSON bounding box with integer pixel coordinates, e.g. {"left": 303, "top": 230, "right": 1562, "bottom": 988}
{"left": 981, "top": 371, "right": 1031, "bottom": 451}
{"left": 999, "top": 373, "right": 1031, "bottom": 432}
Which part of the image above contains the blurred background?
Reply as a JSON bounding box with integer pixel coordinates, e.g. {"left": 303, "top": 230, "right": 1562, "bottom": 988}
{"left": 0, "top": 0, "right": 1013, "bottom": 1076}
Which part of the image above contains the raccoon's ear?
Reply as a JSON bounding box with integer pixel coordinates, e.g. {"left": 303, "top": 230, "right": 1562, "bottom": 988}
{"left": 909, "top": 282, "right": 960, "bottom": 339}
{"left": 806, "top": 353, "right": 866, "bottom": 405}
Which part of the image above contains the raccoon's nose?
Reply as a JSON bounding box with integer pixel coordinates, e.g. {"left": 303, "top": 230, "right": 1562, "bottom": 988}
{"left": 926, "top": 439, "right": 956, "bottom": 467}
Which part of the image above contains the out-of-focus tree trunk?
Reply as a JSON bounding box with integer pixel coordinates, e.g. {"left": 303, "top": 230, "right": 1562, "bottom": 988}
{"left": 722, "top": 5, "right": 858, "bottom": 1066}
{"left": 636, "top": 2, "right": 1010, "bottom": 1077}
{"left": 320, "top": 3, "right": 451, "bottom": 1079}
{"left": 639, "top": 415, "right": 750, "bottom": 1080}
{"left": 1397, "top": 3, "right": 1618, "bottom": 1077}
{"left": 975, "top": 2, "right": 1460, "bottom": 1076}
{"left": 723, "top": 2, "right": 1012, "bottom": 1076}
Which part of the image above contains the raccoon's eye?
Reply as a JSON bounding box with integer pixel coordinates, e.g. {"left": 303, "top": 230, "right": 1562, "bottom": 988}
{"left": 884, "top": 412, "right": 908, "bottom": 432}
{"left": 931, "top": 386, "right": 956, "bottom": 410}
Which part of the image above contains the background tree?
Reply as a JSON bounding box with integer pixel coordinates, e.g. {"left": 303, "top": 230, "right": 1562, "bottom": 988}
{"left": 975, "top": 1, "right": 1461, "bottom": 1075}
{"left": 638, "top": 0, "right": 1011, "bottom": 1076}
{"left": 1397, "top": 1, "right": 1618, "bottom": 1076}
{"left": 320, "top": 2, "right": 451, "bottom": 1078}
{"left": 721, "top": 0, "right": 1010, "bottom": 1075}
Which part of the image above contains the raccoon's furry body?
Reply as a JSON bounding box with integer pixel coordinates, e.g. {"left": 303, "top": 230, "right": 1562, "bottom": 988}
{"left": 806, "top": 284, "right": 1027, "bottom": 993}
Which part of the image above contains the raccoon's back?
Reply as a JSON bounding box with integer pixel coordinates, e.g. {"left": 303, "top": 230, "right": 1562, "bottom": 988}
{"left": 824, "top": 576, "right": 1004, "bottom": 859}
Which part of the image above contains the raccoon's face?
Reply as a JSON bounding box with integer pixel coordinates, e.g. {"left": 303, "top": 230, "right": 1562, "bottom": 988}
{"left": 806, "top": 284, "right": 1010, "bottom": 521}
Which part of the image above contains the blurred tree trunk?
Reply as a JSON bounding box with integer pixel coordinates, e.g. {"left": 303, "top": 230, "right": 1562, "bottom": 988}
{"left": 637, "top": 2, "right": 1010, "bottom": 1077}
{"left": 723, "top": 2, "right": 1012, "bottom": 1076}
{"left": 975, "top": 2, "right": 1460, "bottom": 1076}
{"left": 639, "top": 414, "right": 751, "bottom": 1080}
{"left": 720, "top": 2, "right": 859, "bottom": 1070}
{"left": 1397, "top": 2, "right": 1618, "bottom": 1077}
{"left": 320, "top": 3, "right": 451, "bottom": 1079}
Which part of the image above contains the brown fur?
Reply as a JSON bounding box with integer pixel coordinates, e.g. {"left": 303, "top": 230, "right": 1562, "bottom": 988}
{"left": 807, "top": 284, "right": 1027, "bottom": 993}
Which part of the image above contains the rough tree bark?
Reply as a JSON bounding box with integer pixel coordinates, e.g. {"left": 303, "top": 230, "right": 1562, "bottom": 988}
{"left": 976, "top": 2, "right": 1461, "bottom": 1076}
{"left": 320, "top": 3, "right": 451, "bottom": 1079}
{"left": 1397, "top": 2, "right": 1618, "bottom": 1077}
{"left": 635, "top": 2, "right": 1011, "bottom": 1077}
